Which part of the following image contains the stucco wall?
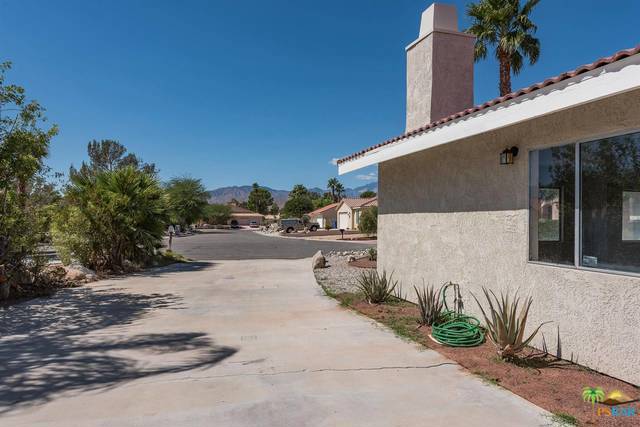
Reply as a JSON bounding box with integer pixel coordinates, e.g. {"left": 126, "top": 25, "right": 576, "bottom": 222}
{"left": 378, "top": 89, "right": 640, "bottom": 385}
{"left": 406, "top": 31, "right": 474, "bottom": 132}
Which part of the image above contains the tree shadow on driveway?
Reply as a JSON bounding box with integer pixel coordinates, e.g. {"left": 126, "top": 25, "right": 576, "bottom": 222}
{"left": 0, "top": 284, "right": 236, "bottom": 414}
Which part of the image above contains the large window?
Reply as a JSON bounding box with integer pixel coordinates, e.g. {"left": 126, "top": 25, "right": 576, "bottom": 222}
{"left": 529, "top": 130, "right": 640, "bottom": 274}
{"left": 529, "top": 144, "right": 575, "bottom": 265}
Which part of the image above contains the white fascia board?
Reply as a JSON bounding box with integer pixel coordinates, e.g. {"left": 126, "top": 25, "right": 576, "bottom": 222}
{"left": 338, "top": 54, "right": 640, "bottom": 175}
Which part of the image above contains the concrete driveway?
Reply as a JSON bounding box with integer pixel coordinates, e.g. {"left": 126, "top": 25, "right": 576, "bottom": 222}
{"left": 1, "top": 258, "right": 547, "bottom": 426}
{"left": 168, "top": 229, "right": 373, "bottom": 260}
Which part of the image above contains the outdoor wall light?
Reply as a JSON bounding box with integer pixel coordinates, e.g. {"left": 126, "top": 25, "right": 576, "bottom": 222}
{"left": 500, "top": 146, "right": 519, "bottom": 165}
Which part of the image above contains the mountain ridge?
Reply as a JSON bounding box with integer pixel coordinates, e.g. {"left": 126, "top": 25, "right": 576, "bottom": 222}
{"left": 207, "top": 182, "right": 378, "bottom": 207}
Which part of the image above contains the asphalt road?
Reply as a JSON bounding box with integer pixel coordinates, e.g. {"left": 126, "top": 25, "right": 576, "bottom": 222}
{"left": 168, "top": 229, "right": 374, "bottom": 260}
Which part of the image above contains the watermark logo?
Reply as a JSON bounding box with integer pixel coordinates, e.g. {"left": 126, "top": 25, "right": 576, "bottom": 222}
{"left": 582, "top": 387, "right": 605, "bottom": 407}
{"left": 582, "top": 386, "right": 638, "bottom": 418}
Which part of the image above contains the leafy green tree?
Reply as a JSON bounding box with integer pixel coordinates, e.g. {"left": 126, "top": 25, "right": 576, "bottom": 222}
{"left": 203, "top": 204, "right": 232, "bottom": 225}
{"left": 358, "top": 206, "right": 378, "bottom": 236}
{"left": 359, "top": 190, "right": 376, "bottom": 198}
{"left": 467, "top": 0, "right": 541, "bottom": 96}
{"left": 247, "top": 182, "right": 273, "bottom": 215}
{"left": 52, "top": 166, "right": 167, "bottom": 271}
{"left": 312, "top": 193, "right": 334, "bottom": 210}
{"left": 72, "top": 139, "right": 156, "bottom": 178}
{"left": 164, "top": 177, "right": 209, "bottom": 227}
{"left": 282, "top": 184, "right": 314, "bottom": 218}
{"left": 0, "top": 61, "right": 57, "bottom": 299}
{"left": 327, "top": 178, "right": 345, "bottom": 202}
{"left": 289, "top": 184, "right": 310, "bottom": 198}
{"left": 269, "top": 203, "right": 280, "bottom": 216}
{"left": 282, "top": 196, "right": 314, "bottom": 218}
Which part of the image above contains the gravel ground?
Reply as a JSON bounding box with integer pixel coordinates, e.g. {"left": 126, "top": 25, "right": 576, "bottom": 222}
{"left": 313, "top": 250, "right": 374, "bottom": 294}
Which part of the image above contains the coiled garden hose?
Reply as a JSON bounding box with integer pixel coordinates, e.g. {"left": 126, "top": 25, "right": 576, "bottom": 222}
{"left": 431, "top": 283, "right": 485, "bottom": 347}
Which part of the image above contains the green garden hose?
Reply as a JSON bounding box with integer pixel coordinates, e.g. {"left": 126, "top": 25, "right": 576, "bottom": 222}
{"left": 431, "top": 283, "right": 485, "bottom": 347}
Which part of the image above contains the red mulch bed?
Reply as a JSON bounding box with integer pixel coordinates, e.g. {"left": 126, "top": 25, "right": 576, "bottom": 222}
{"left": 348, "top": 257, "right": 377, "bottom": 269}
{"left": 336, "top": 294, "right": 639, "bottom": 426}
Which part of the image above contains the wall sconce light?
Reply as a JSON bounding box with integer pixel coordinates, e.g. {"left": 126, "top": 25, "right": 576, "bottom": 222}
{"left": 500, "top": 146, "right": 519, "bottom": 165}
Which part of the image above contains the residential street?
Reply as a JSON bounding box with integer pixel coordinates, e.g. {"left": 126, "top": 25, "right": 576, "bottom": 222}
{"left": 169, "top": 229, "right": 374, "bottom": 259}
{"left": 0, "top": 234, "right": 547, "bottom": 426}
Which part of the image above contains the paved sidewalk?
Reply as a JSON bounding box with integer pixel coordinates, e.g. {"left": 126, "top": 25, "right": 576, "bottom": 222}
{"left": 1, "top": 259, "right": 547, "bottom": 426}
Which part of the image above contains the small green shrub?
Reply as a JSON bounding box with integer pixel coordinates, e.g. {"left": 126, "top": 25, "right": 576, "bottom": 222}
{"left": 414, "top": 283, "right": 444, "bottom": 326}
{"left": 472, "top": 287, "right": 549, "bottom": 360}
{"left": 356, "top": 270, "right": 397, "bottom": 304}
{"left": 367, "top": 247, "right": 377, "bottom": 261}
{"left": 358, "top": 206, "right": 378, "bottom": 236}
{"left": 52, "top": 166, "right": 167, "bottom": 272}
{"left": 549, "top": 412, "right": 578, "bottom": 426}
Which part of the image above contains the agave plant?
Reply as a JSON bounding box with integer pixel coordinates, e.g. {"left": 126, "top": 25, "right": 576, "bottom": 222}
{"left": 356, "top": 270, "right": 397, "bottom": 304}
{"left": 582, "top": 387, "right": 605, "bottom": 407}
{"left": 414, "top": 283, "right": 444, "bottom": 326}
{"left": 472, "top": 287, "right": 549, "bottom": 360}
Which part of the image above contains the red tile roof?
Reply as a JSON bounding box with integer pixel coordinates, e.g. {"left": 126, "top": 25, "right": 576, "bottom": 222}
{"left": 337, "top": 44, "right": 640, "bottom": 165}
{"left": 308, "top": 202, "right": 339, "bottom": 216}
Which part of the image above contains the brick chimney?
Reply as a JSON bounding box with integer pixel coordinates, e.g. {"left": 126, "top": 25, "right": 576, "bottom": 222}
{"left": 405, "top": 3, "right": 475, "bottom": 132}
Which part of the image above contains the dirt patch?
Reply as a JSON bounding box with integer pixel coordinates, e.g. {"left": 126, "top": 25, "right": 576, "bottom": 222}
{"left": 333, "top": 293, "right": 639, "bottom": 427}
{"left": 348, "top": 257, "right": 377, "bottom": 269}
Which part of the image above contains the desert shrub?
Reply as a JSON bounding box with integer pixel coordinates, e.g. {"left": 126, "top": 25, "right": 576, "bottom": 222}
{"left": 367, "top": 247, "right": 377, "bottom": 261}
{"left": 358, "top": 206, "right": 378, "bottom": 235}
{"left": 51, "top": 204, "right": 92, "bottom": 266}
{"left": 414, "top": 283, "right": 444, "bottom": 326}
{"left": 52, "top": 166, "right": 167, "bottom": 272}
{"left": 204, "top": 203, "right": 232, "bottom": 225}
{"left": 0, "top": 61, "right": 58, "bottom": 299}
{"left": 472, "top": 287, "right": 549, "bottom": 360}
{"left": 356, "top": 270, "right": 397, "bottom": 304}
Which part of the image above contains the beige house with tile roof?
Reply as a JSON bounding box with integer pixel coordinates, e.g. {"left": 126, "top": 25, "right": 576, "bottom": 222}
{"left": 335, "top": 3, "right": 640, "bottom": 385}
{"left": 228, "top": 204, "right": 263, "bottom": 227}
{"left": 336, "top": 197, "right": 377, "bottom": 230}
{"left": 308, "top": 202, "right": 339, "bottom": 229}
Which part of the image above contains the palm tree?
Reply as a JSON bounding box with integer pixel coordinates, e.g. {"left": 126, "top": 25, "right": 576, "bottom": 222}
{"left": 582, "top": 386, "right": 605, "bottom": 407}
{"left": 467, "top": 0, "right": 541, "bottom": 96}
{"left": 327, "top": 178, "right": 343, "bottom": 202}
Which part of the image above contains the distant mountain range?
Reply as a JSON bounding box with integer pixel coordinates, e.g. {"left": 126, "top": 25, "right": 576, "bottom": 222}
{"left": 207, "top": 182, "right": 378, "bottom": 208}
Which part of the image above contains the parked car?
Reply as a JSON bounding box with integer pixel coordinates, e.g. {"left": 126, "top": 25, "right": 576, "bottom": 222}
{"left": 279, "top": 218, "right": 319, "bottom": 233}
{"left": 249, "top": 220, "right": 259, "bottom": 228}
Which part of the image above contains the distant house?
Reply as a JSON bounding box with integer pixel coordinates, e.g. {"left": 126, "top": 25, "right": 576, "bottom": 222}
{"left": 336, "top": 197, "right": 377, "bottom": 230}
{"left": 228, "top": 203, "right": 263, "bottom": 227}
{"left": 308, "top": 202, "right": 339, "bottom": 229}
{"left": 335, "top": 3, "right": 640, "bottom": 385}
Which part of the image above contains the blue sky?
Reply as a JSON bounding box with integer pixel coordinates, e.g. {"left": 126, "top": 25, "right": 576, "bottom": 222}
{"left": 1, "top": 0, "right": 638, "bottom": 190}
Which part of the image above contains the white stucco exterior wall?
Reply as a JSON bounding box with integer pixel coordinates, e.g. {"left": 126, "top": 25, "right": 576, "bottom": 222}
{"left": 378, "top": 89, "right": 640, "bottom": 385}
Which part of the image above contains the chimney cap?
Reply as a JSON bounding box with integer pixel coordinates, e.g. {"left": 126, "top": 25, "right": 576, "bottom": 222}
{"left": 419, "top": 3, "right": 459, "bottom": 37}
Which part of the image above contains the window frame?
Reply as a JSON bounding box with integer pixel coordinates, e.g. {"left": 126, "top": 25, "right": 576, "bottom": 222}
{"left": 527, "top": 127, "right": 640, "bottom": 279}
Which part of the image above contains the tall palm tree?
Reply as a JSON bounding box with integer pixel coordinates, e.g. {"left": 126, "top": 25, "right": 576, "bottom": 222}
{"left": 467, "top": 0, "right": 541, "bottom": 96}
{"left": 327, "top": 178, "right": 342, "bottom": 202}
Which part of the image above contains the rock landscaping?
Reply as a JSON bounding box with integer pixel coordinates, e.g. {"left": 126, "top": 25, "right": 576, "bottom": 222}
{"left": 313, "top": 250, "right": 373, "bottom": 294}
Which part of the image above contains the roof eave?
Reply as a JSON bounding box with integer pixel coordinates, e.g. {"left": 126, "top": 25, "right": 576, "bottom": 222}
{"left": 338, "top": 53, "right": 640, "bottom": 175}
